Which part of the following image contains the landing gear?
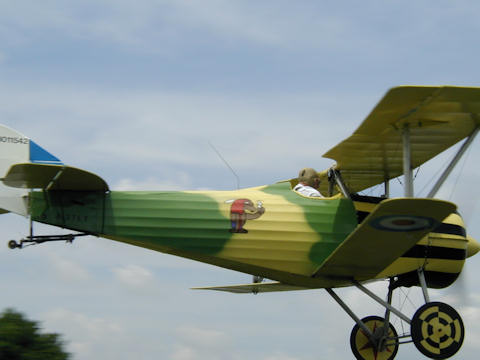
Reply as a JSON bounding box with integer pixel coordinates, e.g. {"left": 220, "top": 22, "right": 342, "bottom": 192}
{"left": 7, "top": 233, "right": 89, "bottom": 249}
{"left": 328, "top": 270, "right": 465, "bottom": 360}
{"left": 7, "top": 215, "right": 91, "bottom": 249}
{"left": 350, "top": 316, "right": 399, "bottom": 360}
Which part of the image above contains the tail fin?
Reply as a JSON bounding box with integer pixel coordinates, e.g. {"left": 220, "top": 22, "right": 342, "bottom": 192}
{"left": 0, "top": 124, "right": 63, "bottom": 215}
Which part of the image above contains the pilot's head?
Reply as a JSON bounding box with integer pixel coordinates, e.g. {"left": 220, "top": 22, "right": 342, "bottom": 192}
{"left": 298, "top": 168, "right": 320, "bottom": 188}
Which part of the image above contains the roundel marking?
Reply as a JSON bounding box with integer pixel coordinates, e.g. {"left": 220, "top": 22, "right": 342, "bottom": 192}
{"left": 370, "top": 215, "right": 436, "bottom": 232}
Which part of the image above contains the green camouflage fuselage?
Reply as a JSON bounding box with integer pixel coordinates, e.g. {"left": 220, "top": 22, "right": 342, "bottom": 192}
{"left": 30, "top": 182, "right": 358, "bottom": 287}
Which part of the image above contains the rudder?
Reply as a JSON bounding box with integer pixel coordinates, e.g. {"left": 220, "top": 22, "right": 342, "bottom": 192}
{"left": 0, "top": 124, "right": 62, "bottom": 215}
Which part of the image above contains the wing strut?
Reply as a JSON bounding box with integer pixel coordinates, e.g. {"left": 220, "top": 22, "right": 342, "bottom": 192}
{"left": 384, "top": 179, "right": 390, "bottom": 198}
{"left": 427, "top": 126, "right": 479, "bottom": 198}
{"left": 327, "top": 169, "right": 351, "bottom": 198}
{"left": 402, "top": 124, "right": 413, "bottom": 197}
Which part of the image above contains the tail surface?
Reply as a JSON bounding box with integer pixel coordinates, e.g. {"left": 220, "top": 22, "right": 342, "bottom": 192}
{"left": 0, "top": 124, "right": 63, "bottom": 215}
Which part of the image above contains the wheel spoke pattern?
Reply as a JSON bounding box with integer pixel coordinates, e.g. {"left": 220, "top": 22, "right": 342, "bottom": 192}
{"left": 350, "top": 316, "right": 399, "bottom": 360}
{"left": 411, "top": 302, "right": 464, "bottom": 359}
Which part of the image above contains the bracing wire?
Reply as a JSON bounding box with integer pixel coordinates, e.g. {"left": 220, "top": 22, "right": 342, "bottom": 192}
{"left": 398, "top": 287, "right": 417, "bottom": 310}
{"left": 399, "top": 287, "right": 418, "bottom": 336}
{"left": 361, "top": 184, "right": 381, "bottom": 197}
{"left": 391, "top": 287, "right": 414, "bottom": 335}
{"left": 417, "top": 149, "right": 458, "bottom": 197}
{"left": 413, "top": 166, "right": 421, "bottom": 180}
{"left": 449, "top": 142, "right": 473, "bottom": 201}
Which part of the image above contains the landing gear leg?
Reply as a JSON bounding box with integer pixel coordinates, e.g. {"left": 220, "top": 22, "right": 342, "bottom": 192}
{"left": 7, "top": 215, "right": 90, "bottom": 249}
{"left": 417, "top": 267, "right": 430, "bottom": 303}
{"left": 329, "top": 272, "right": 466, "bottom": 360}
{"left": 326, "top": 287, "right": 399, "bottom": 360}
{"left": 350, "top": 279, "right": 399, "bottom": 360}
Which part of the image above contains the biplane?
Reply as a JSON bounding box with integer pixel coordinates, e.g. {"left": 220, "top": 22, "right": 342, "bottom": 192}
{"left": 1, "top": 86, "right": 480, "bottom": 359}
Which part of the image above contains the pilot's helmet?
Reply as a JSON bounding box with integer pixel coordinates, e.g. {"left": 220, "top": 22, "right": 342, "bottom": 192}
{"left": 298, "top": 168, "right": 320, "bottom": 187}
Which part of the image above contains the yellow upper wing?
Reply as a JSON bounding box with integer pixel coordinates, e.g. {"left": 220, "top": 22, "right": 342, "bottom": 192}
{"left": 319, "top": 86, "right": 480, "bottom": 195}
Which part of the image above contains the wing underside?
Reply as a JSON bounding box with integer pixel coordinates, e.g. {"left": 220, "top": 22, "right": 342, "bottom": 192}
{"left": 3, "top": 163, "right": 109, "bottom": 191}
{"left": 192, "top": 282, "right": 312, "bottom": 294}
{"left": 318, "top": 86, "right": 480, "bottom": 195}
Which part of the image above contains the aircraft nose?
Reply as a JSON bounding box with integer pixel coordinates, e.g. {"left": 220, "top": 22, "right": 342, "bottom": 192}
{"left": 466, "top": 235, "right": 480, "bottom": 258}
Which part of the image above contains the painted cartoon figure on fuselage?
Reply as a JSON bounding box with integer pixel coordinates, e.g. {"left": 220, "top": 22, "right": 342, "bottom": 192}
{"left": 226, "top": 199, "right": 265, "bottom": 233}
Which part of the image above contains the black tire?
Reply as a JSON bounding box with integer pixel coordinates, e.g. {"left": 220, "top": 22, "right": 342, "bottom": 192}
{"left": 8, "top": 240, "right": 18, "bottom": 249}
{"left": 411, "top": 302, "right": 464, "bottom": 359}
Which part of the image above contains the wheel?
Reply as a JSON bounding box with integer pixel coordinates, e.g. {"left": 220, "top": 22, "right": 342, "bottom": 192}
{"left": 8, "top": 240, "right": 18, "bottom": 249}
{"left": 411, "top": 302, "right": 464, "bottom": 359}
{"left": 350, "top": 315, "right": 399, "bottom": 360}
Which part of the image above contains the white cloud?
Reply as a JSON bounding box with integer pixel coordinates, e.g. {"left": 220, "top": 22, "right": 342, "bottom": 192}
{"left": 44, "top": 308, "right": 124, "bottom": 335}
{"left": 0, "top": 83, "right": 365, "bottom": 188}
{"left": 49, "top": 256, "right": 90, "bottom": 282}
{"left": 42, "top": 308, "right": 126, "bottom": 360}
{"left": 0, "top": 1, "right": 347, "bottom": 51}
{"left": 170, "top": 346, "right": 196, "bottom": 360}
{"left": 113, "top": 174, "right": 192, "bottom": 191}
{"left": 112, "top": 264, "right": 154, "bottom": 288}
{"left": 7, "top": 0, "right": 477, "bottom": 55}
{"left": 263, "top": 354, "right": 301, "bottom": 360}
{"left": 176, "top": 326, "right": 230, "bottom": 349}
{"left": 170, "top": 326, "right": 235, "bottom": 360}
{"left": 461, "top": 305, "right": 480, "bottom": 350}
{"left": 157, "top": 0, "right": 334, "bottom": 49}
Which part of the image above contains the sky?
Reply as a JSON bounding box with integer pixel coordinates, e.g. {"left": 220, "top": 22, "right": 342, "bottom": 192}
{"left": 1, "top": 1, "right": 480, "bottom": 359}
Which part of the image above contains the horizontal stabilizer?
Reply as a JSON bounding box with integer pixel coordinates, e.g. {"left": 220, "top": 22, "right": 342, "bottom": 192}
{"left": 2, "top": 163, "right": 109, "bottom": 191}
{"left": 192, "top": 282, "right": 312, "bottom": 294}
{"left": 314, "top": 198, "right": 456, "bottom": 280}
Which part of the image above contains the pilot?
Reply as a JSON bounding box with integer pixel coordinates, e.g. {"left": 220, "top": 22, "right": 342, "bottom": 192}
{"left": 294, "top": 168, "right": 324, "bottom": 197}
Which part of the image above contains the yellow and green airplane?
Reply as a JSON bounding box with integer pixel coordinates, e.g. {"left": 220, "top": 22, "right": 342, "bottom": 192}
{"left": 1, "top": 86, "right": 479, "bottom": 360}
